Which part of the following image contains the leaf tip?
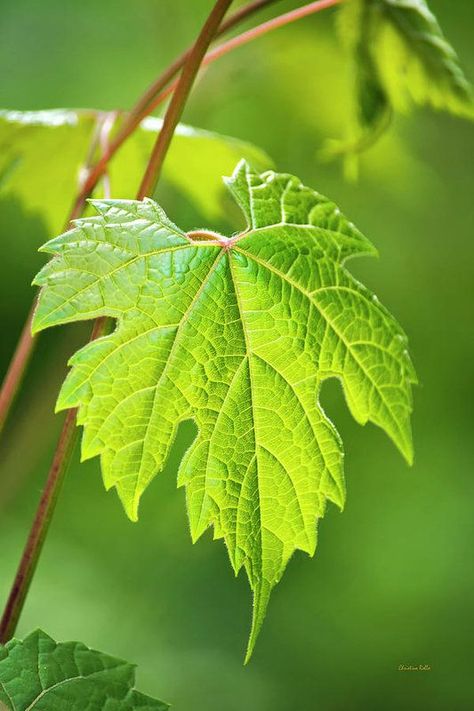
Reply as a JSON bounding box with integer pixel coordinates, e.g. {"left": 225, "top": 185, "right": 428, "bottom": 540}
{"left": 403, "top": 442, "right": 415, "bottom": 468}
{"left": 224, "top": 158, "right": 250, "bottom": 186}
{"left": 123, "top": 494, "right": 140, "bottom": 523}
{"left": 394, "top": 426, "right": 414, "bottom": 467}
{"left": 30, "top": 309, "right": 44, "bottom": 335}
{"left": 245, "top": 580, "right": 271, "bottom": 664}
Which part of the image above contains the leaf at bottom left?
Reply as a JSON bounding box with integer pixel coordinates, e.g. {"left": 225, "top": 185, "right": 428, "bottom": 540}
{"left": 0, "top": 629, "right": 168, "bottom": 710}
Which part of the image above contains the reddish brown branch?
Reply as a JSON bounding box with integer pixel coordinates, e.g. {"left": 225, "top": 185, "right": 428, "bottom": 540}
{"left": 0, "top": 317, "right": 108, "bottom": 644}
{"left": 137, "top": 0, "right": 235, "bottom": 198}
{"left": 105, "top": 0, "right": 343, "bottom": 153}
{"left": 0, "top": 305, "right": 37, "bottom": 436}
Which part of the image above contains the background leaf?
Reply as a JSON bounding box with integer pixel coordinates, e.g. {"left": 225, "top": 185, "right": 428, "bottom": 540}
{"left": 0, "top": 108, "right": 271, "bottom": 236}
{"left": 0, "top": 629, "right": 168, "bottom": 710}
{"left": 334, "top": 0, "right": 474, "bottom": 166}
{"left": 32, "top": 162, "right": 415, "bottom": 659}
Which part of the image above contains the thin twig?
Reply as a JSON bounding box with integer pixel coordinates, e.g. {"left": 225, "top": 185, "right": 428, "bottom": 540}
{"left": 0, "top": 411, "right": 77, "bottom": 643}
{"left": 128, "top": 0, "right": 280, "bottom": 124}
{"left": 202, "top": 0, "right": 340, "bottom": 64}
{"left": 0, "top": 317, "right": 108, "bottom": 644}
{"left": 136, "top": 0, "right": 342, "bottom": 119}
{"left": 0, "top": 109, "right": 116, "bottom": 641}
{"left": 70, "top": 0, "right": 281, "bottom": 216}
{"left": 86, "top": 0, "right": 342, "bottom": 164}
{"left": 137, "top": 0, "right": 235, "bottom": 198}
{"left": 0, "top": 306, "right": 37, "bottom": 436}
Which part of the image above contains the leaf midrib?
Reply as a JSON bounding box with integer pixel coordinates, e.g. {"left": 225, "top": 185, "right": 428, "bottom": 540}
{"left": 228, "top": 253, "right": 264, "bottom": 582}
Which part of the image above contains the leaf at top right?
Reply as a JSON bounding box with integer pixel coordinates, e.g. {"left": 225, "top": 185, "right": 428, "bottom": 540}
{"left": 334, "top": 0, "right": 474, "bottom": 165}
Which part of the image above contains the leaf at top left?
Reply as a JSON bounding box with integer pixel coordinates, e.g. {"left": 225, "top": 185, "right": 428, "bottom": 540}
{"left": 0, "top": 108, "right": 271, "bottom": 236}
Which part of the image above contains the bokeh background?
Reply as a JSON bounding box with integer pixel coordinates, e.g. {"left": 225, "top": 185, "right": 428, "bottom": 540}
{"left": 1, "top": 1, "right": 473, "bottom": 709}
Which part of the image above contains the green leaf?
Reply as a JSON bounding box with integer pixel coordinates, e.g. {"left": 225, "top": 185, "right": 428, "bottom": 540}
{"left": 0, "top": 108, "right": 271, "bottom": 235}
{"left": 32, "top": 161, "right": 416, "bottom": 659}
{"left": 0, "top": 630, "right": 168, "bottom": 710}
{"left": 0, "top": 109, "right": 95, "bottom": 234}
{"left": 334, "top": 0, "right": 474, "bottom": 165}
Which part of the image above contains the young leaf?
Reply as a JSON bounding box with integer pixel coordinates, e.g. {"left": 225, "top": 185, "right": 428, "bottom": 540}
{"left": 0, "top": 629, "right": 168, "bottom": 710}
{"left": 32, "top": 161, "right": 416, "bottom": 659}
{"left": 334, "top": 0, "right": 474, "bottom": 165}
{"left": 0, "top": 108, "right": 271, "bottom": 235}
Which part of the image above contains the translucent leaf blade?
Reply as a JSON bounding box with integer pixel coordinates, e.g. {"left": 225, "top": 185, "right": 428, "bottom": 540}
{"left": 33, "top": 161, "right": 416, "bottom": 657}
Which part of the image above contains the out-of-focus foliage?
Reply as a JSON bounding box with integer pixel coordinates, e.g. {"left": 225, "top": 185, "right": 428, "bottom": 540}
{"left": 0, "top": 0, "right": 473, "bottom": 709}
{"left": 331, "top": 0, "right": 474, "bottom": 175}
{"left": 0, "top": 629, "right": 168, "bottom": 710}
{"left": 0, "top": 109, "right": 270, "bottom": 235}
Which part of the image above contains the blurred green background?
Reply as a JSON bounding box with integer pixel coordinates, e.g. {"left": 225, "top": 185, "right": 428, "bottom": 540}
{"left": 1, "top": 1, "right": 473, "bottom": 709}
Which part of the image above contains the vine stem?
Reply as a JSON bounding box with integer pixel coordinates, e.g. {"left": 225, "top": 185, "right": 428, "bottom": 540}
{"left": 0, "top": 111, "right": 115, "bottom": 642}
{"left": 131, "top": 0, "right": 342, "bottom": 122}
{"left": 125, "top": 0, "right": 279, "bottom": 126}
{"left": 137, "top": 0, "right": 235, "bottom": 198}
{"left": 72, "top": 0, "right": 340, "bottom": 212}
{"left": 0, "top": 318, "right": 108, "bottom": 645}
{"left": 136, "top": 0, "right": 341, "bottom": 194}
{"left": 0, "top": 307, "right": 36, "bottom": 435}
{"left": 202, "top": 0, "right": 341, "bottom": 64}
{"left": 69, "top": 0, "right": 280, "bottom": 217}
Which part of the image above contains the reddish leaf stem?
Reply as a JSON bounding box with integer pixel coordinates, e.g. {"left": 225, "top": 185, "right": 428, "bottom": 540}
{"left": 203, "top": 0, "right": 341, "bottom": 63}
{"left": 73, "top": 0, "right": 340, "bottom": 211}
{"left": 0, "top": 112, "right": 115, "bottom": 642}
{"left": 137, "top": 0, "right": 235, "bottom": 198}
{"left": 127, "top": 0, "right": 280, "bottom": 126}
{"left": 132, "top": 0, "right": 342, "bottom": 122}
{"left": 0, "top": 317, "right": 108, "bottom": 644}
{"left": 0, "top": 305, "right": 37, "bottom": 436}
{"left": 69, "top": 0, "right": 280, "bottom": 217}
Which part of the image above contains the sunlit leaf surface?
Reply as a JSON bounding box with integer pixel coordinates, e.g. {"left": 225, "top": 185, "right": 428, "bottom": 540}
{"left": 33, "top": 161, "right": 416, "bottom": 658}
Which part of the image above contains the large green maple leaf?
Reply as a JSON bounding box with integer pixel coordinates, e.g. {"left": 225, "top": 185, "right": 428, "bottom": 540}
{"left": 0, "top": 630, "right": 168, "bottom": 710}
{"left": 32, "top": 161, "right": 416, "bottom": 658}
